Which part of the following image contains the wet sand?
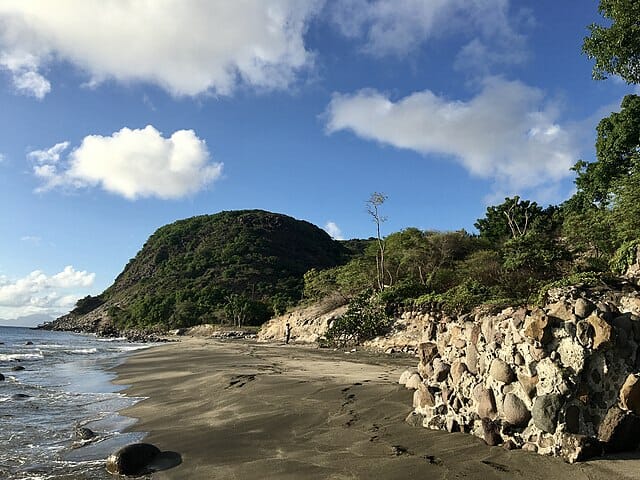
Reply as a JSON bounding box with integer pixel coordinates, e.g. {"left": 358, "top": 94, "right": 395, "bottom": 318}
{"left": 114, "top": 338, "right": 640, "bottom": 479}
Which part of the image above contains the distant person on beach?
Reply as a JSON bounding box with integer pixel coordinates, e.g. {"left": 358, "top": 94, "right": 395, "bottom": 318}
{"left": 285, "top": 322, "right": 291, "bottom": 344}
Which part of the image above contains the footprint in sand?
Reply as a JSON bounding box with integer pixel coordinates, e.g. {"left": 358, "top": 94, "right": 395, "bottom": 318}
{"left": 226, "top": 374, "right": 256, "bottom": 389}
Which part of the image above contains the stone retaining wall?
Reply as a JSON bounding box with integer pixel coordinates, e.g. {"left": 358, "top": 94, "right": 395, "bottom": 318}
{"left": 400, "top": 280, "right": 640, "bottom": 462}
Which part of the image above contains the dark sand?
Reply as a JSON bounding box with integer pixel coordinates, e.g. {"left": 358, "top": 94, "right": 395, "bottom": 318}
{"left": 114, "top": 339, "right": 640, "bottom": 479}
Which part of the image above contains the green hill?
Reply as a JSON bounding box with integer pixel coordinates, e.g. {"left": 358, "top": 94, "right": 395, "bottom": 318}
{"left": 50, "top": 210, "right": 348, "bottom": 332}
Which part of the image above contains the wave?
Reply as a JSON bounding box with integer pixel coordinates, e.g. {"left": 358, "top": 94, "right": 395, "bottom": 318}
{"left": 66, "top": 348, "right": 97, "bottom": 355}
{"left": 0, "top": 352, "right": 44, "bottom": 361}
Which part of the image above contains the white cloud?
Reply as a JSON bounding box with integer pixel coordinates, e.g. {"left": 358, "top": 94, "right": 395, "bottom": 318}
{"left": 329, "top": 0, "right": 528, "bottom": 67}
{"left": 0, "top": 52, "right": 51, "bottom": 99}
{"left": 324, "top": 221, "right": 344, "bottom": 240}
{"left": 30, "top": 125, "right": 223, "bottom": 200}
{"left": 0, "top": 266, "right": 95, "bottom": 319}
{"left": 0, "top": 0, "right": 322, "bottom": 97}
{"left": 20, "top": 235, "right": 41, "bottom": 245}
{"left": 326, "top": 77, "right": 578, "bottom": 199}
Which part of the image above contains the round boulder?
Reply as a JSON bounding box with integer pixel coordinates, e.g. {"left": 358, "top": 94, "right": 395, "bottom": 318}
{"left": 75, "top": 426, "right": 96, "bottom": 441}
{"left": 106, "top": 443, "right": 161, "bottom": 476}
{"left": 532, "top": 394, "right": 561, "bottom": 433}
{"left": 405, "top": 373, "right": 423, "bottom": 390}
{"left": 503, "top": 393, "right": 531, "bottom": 427}
{"left": 489, "top": 359, "right": 515, "bottom": 384}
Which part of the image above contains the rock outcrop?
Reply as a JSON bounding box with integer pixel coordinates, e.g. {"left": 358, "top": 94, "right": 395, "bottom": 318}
{"left": 400, "top": 279, "right": 640, "bottom": 462}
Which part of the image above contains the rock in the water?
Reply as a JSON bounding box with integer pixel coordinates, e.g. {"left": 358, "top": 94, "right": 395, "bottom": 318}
{"left": 0, "top": 373, "right": 4, "bottom": 381}
{"left": 597, "top": 406, "right": 640, "bottom": 453}
{"left": 619, "top": 374, "right": 640, "bottom": 415}
{"left": 503, "top": 393, "right": 531, "bottom": 427}
{"left": 105, "top": 443, "right": 161, "bottom": 476}
{"left": 25, "top": 341, "right": 33, "bottom": 346}
{"left": 532, "top": 394, "right": 561, "bottom": 433}
{"left": 75, "top": 426, "right": 96, "bottom": 441}
{"left": 11, "top": 365, "right": 25, "bottom": 371}
{"left": 11, "top": 393, "right": 30, "bottom": 400}
{"left": 489, "top": 359, "right": 514, "bottom": 384}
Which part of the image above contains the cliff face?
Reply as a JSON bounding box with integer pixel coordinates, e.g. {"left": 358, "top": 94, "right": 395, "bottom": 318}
{"left": 399, "top": 278, "right": 640, "bottom": 462}
{"left": 43, "top": 210, "right": 347, "bottom": 333}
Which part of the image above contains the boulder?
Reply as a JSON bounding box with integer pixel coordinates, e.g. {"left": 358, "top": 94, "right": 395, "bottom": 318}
{"left": 489, "top": 359, "right": 515, "bottom": 384}
{"left": 405, "top": 373, "right": 423, "bottom": 390}
{"left": 0, "top": 373, "right": 4, "bottom": 381}
{"left": 532, "top": 394, "right": 561, "bottom": 433}
{"left": 587, "top": 313, "right": 613, "bottom": 350}
{"left": 503, "top": 393, "right": 531, "bottom": 427}
{"left": 619, "top": 374, "right": 640, "bottom": 415}
{"left": 474, "top": 385, "right": 497, "bottom": 419}
{"left": 413, "top": 384, "right": 436, "bottom": 409}
{"left": 25, "top": 341, "right": 33, "bottom": 346}
{"left": 405, "top": 411, "right": 425, "bottom": 427}
{"left": 432, "top": 359, "right": 450, "bottom": 383}
{"left": 75, "top": 426, "right": 96, "bottom": 441}
{"left": 523, "top": 310, "right": 551, "bottom": 344}
{"left": 598, "top": 407, "right": 640, "bottom": 453}
{"left": 398, "top": 370, "right": 414, "bottom": 386}
{"left": 481, "top": 418, "right": 502, "bottom": 446}
{"left": 418, "top": 342, "right": 439, "bottom": 365}
{"left": 560, "top": 434, "right": 602, "bottom": 463}
{"left": 518, "top": 374, "right": 538, "bottom": 398}
{"left": 11, "top": 365, "right": 25, "bottom": 371}
{"left": 450, "top": 361, "right": 468, "bottom": 385}
{"left": 574, "top": 298, "right": 594, "bottom": 319}
{"left": 105, "top": 443, "right": 161, "bottom": 476}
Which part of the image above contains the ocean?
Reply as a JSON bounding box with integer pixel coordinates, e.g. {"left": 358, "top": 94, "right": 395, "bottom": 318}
{"left": 0, "top": 326, "right": 150, "bottom": 479}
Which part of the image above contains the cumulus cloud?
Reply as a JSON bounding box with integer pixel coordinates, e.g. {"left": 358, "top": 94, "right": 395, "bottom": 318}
{"left": 0, "top": 0, "right": 321, "bottom": 97}
{"left": 326, "top": 77, "right": 578, "bottom": 198}
{"left": 30, "top": 125, "right": 223, "bottom": 199}
{"left": 0, "top": 266, "right": 95, "bottom": 319}
{"left": 324, "top": 221, "right": 344, "bottom": 240}
{"left": 329, "top": 0, "right": 528, "bottom": 67}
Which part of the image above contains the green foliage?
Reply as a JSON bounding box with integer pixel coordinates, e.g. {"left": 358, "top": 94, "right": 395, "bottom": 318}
{"left": 72, "top": 295, "right": 104, "bottom": 315}
{"left": 94, "top": 210, "right": 347, "bottom": 330}
{"left": 572, "top": 95, "right": 640, "bottom": 206}
{"left": 535, "top": 272, "right": 609, "bottom": 306}
{"left": 415, "top": 280, "right": 492, "bottom": 314}
{"left": 322, "top": 292, "right": 391, "bottom": 347}
{"left": 583, "top": 0, "right": 640, "bottom": 84}
{"left": 610, "top": 239, "right": 640, "bottom": 274}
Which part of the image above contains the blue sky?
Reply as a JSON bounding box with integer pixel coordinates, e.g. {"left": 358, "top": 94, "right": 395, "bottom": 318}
{"left": 0, "top": 0, "right": 636, "bottom": 324}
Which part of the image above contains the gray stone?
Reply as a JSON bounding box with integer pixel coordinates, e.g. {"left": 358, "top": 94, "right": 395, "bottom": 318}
{"left": 560, "top": 434, "right": 602, "bottom": 463}
{"left": 489, "top": 358, "right": 515, "bottom": 384}
{"left": 450, "top": 360, "right": 468, "bottom": 385}
{"left": 413, "top": 384, "right": 436, "bottom": 409}
{"left": 532, "top": 394, "right": 561, "bottom": 433}
{"left": 75, "top": 427, "right": 96, "bottom": 441}
{"left": 576, "top": 320, "right": 595, "bottom": 348}
{"left": 418, "top": 342, "right": 439, "bottom": 365}
{"left": 105, "top": 443, "right": 161, "bottom": 476}
{"left": 466, "top": 344, "right": 479, "bottom": 374}
{"left": 518, "top": 374, "right": 538, "bottom": 399}
{"left": 503, "top": 393, "right": 531, "bottom": 427}
{"left": 619, "top": 374, "right": 640, "bottom": 415}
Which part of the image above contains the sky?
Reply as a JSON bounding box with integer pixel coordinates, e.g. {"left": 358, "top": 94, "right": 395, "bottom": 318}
{"left": 0, "top": 0, "right": 637, "bottom": 325}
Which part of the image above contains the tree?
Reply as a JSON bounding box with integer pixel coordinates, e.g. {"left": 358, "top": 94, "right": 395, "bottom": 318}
{"left": 583, "top": 0, "right": 640, "bottom": 84}
{"left": 366, "top": 192, "right": 388, "bottom": 291}
{"left": 572, "top": 95, "right": 640, "bottom": 207}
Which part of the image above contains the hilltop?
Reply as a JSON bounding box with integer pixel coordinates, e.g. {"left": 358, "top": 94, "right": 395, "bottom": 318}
{"left": 43, "top": 210, "right": 348, "bottom": 335}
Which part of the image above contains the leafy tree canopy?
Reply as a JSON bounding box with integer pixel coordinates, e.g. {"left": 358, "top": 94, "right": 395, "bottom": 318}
{"left": 583, "top": 0, "right": 640, "bottom": 84}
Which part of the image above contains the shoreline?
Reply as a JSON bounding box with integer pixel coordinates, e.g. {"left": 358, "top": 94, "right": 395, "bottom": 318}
{"left": 113, "top": 338, "right": 640, "bottom": 479}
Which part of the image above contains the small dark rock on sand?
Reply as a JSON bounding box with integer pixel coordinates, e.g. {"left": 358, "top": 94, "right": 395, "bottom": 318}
{"left": 106, "top": 443, "right": 161, "bottom": 476}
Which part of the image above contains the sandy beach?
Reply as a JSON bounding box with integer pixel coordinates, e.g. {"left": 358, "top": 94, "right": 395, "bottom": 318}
{"left": 114, "top": 338, "right": 640, "bottom": 479}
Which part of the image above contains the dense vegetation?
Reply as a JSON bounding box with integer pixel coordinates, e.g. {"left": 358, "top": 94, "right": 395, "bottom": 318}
{"left": 70, "top": 210, "right": 348, "bottom": 329}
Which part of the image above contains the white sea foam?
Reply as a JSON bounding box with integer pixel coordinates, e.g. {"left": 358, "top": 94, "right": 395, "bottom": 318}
{"left": 67, "top": 348, "right": 97, "bottom": 355}
{"left": 0, "top": 352, "right": 44, "bottom": 361}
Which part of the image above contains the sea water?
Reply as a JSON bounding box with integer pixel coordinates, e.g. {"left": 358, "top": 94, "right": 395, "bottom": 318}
{"left": 0, "top": 326, "right": 150, "bottom": 479}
